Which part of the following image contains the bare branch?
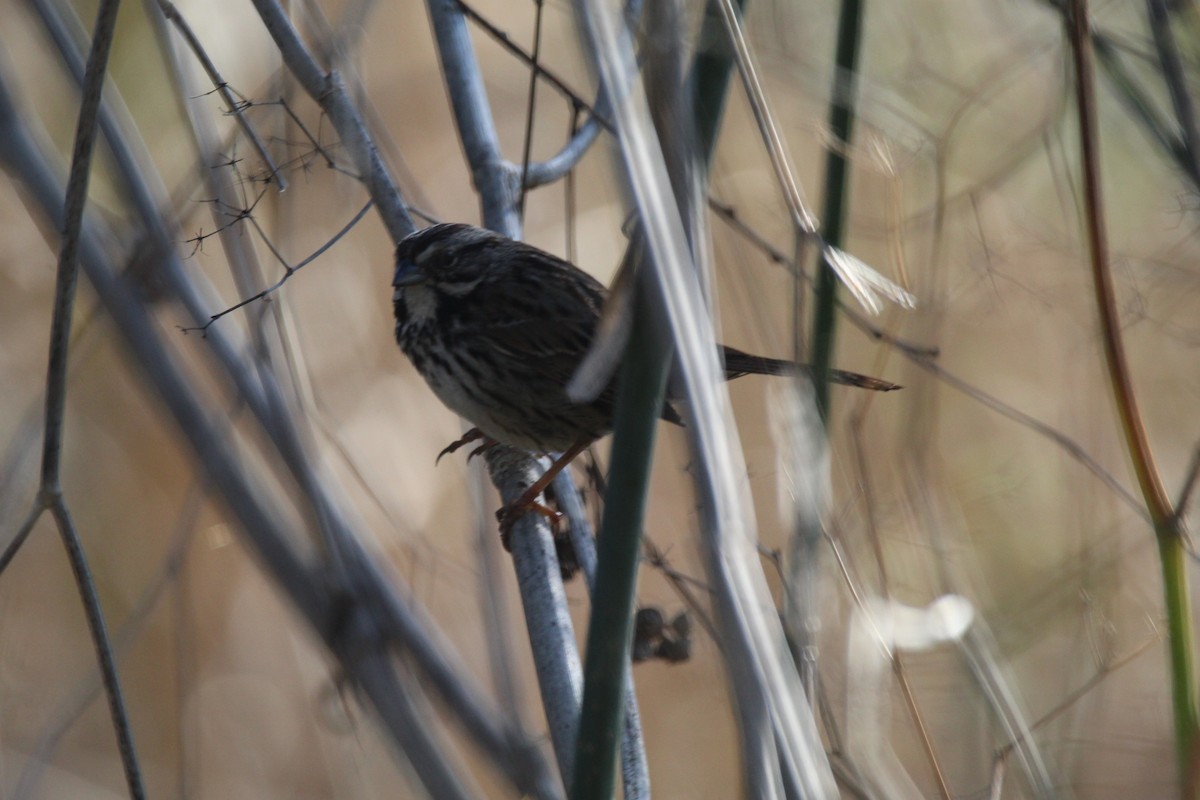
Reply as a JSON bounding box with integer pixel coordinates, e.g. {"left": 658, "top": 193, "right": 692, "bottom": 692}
{"left": 423, "top": 1, "right": 615, "bottom": 792}
{"left": 484, "top": 448, "right": 582, "bottom": 786}
{"left": 248, "top": 0, "right": 413, "bottom": 242}
{"left": 426, "top": 0, "right": 519, "bottom": 233}
{"left": 455, "top": 0, "right": 609, "bottom": 190}
{"left": 0, "top": 47, "right": 562, "bottom": 800}
{"left": 48, "top": 496, "right": 145, "bottom": 797}
{"left": 525, "top": 115, "right": 604, "bottom": 189}
{"left": 184, "top": 200, "right": 373, "bottom": 333}
{"left": 25, "top": 0, "right": 145, "bottom": 794}
{"left": 516, "top": 0, "right": 546, "bottom": 218}
{"left": 155, "top": 0, "right": 288, "bottom": 190}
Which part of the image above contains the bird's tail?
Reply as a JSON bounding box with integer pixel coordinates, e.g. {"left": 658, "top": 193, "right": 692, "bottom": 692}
{"left": 720, "top": 346, "right": 900, "bottom": 391}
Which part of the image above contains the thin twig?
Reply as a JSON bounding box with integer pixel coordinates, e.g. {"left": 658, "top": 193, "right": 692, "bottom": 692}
{"left": 250, "top": 0, "right": 412, "bottom": 242}
{"left": 711, "top": 0, "right": 816, "bottom": 236}
{"left": 0, "top": 502, "right": 41, "bottom": 576}
{"left": 1173, "top": 444, "right": 1200, "bottom": 526}
{"left": 1146, "top": 0, "right": 1200, "bottom": 187}
{"left": 156, "top": 0, "right": 287, "bottom": 190}
{"left": 185, "top": 199, "right": 373, "bottom": 333}
{"left": 1040, "top": 0, "right": 1200, "bottom": 194}
{"left": 845, "top": 401, "right": 949, "bottom": 800}
{"left": 271, "top": 96, "right": 343, "bottom": 169}
{"left": 708, "top": 199, "right": 930, "bottom": 355}
{"left": 641, "top": 537, "right": 721, "bottom": 645}
{"left": 517, "top": 0, "right": 545, "bottom": 218}
{"left": 30, "top": 0, "right": 145, "bottom": 795}
{"left": 454, "top": 0, "right": 606, "bottom": 189}
{"left": 709, "top": 194, "right": 1150, "bottom": 523}
{"left": 996, "top": 633, "right": 1158, "bottom": 762}
{"left": 918, "top": 352, "right": 1149, "bottom": 517}
{"left": 455, "top": 0, "right": 610, "bottom": 130}
{"left": 892, "top": 654, "right": 953, "bottom": 800}
{"left": 183, "top": 186, "right": 272, "bottom": 252}
{"left": 14, "top": 478, "right": 202, "bottom": 798}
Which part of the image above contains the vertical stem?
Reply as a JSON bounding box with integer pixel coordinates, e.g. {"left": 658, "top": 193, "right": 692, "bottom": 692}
{"left": 518, "top": 0, "right": 545, "bottom": 219}
{"left": 41, "top": 0, "right": 122, "bottom": 490}
{"left": 810, "top": 0, "right": 865, "bottom": 416}
{"left": 571, "top": 0, "right": 753, "bottom": 793}
{"left": 571, "top": 282, "right": 671, "bottom": 800}
{"left": 1160, "top": 531, "right": 1200, "bottom": 780}
{"left": 689, "top": 0, "right": 748, "bottom": 163}
{"left": 1067, "top": 0, "right": 1198, "bottom": 779}
{"left": 31, "top": 0, "right": 146, "bottom": 795}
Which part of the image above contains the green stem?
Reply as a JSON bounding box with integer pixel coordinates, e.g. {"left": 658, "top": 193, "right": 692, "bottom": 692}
{"left": 1160, "top": 531, "right": 1200, "bottom": 767}
{"left": 1066, "top": 0, "right": 1198, "bottom": 780}
{"left": 811, "top": 0, "right": 865, "bottom": 417}
{"left": 570, "top": 3, "right": 747, "bottom": 796}
{"left": 570, "top": 285, "right": 670, "bottom": 800}
{"left": 690, "top": 0, "right": 748, "bottom": 163}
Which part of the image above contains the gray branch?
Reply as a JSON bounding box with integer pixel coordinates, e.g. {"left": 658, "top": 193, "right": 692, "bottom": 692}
{"left": 24, "top": 0, "right": 145, "bottom": 795}
{"left": 425, "top": 0, "right": 594, "bottom": 791}
{"left": 524, "top": 110, "right": 604, "bottom": 189}
{"left": 5, "top": 2, "right": 564, "bottom": 795}
{"left": 426, "top": 0, "right": 520, "bottom": 234}
{"left": 249, "top": 0, "right": 413, "bottom": 242}
{"left": 0, "top": 80, "right": 560, "bottom": 796}
{"left": 424, "top": 0, "right": 652, "bottom": 793}
{"left": 486, "top": 449, "right": 583, "bottom": 786}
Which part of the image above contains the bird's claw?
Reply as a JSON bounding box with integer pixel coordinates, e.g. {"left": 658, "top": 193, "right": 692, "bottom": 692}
{"left": 497, "top": 500, "right": 562, "bottom": 551}
{"left": 467, "top": 441, "right": 498, "bottom": 462}
{"left": 436, "top": 428, "right": 490, "bottom": 465}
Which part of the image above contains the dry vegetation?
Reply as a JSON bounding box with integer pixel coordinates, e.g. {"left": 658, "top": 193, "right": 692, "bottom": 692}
{"left": 0, "top": 0, "right": 1198, "bottom": 798}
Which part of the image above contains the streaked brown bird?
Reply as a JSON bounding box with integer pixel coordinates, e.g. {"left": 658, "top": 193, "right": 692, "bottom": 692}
{"left": 392, "top": 223, "right": 898, "bottom": 534}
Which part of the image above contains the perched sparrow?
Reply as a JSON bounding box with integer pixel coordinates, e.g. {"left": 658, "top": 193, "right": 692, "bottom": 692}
{"left": 393, "top": 223, "right": 898, "bottom": 533}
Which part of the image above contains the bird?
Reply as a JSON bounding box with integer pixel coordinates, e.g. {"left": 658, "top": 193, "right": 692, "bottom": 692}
{"left": 392, "top": 222, "right": 898, "bottom": 536}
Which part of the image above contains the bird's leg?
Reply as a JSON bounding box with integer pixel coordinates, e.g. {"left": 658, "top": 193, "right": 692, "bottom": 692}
{"left": 497, "top": 440, "right": 590, "bottom": 543}
{"left": 436, "top": 428, "right": 491, "bottom": 464}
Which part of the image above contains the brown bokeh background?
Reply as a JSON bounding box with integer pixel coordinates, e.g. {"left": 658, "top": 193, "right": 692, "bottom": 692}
{"left": 1, "top": 0, "right": 1198, "bottom": 797}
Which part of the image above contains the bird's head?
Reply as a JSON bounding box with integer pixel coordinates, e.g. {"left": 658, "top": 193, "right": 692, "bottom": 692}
{"left": 393, "top": 223, "right": 501, "bottom": 297}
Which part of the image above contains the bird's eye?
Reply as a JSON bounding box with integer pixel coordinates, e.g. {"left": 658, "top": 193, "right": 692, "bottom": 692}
{"left": 415, "top": 243, "right": 441, "bottom": 265}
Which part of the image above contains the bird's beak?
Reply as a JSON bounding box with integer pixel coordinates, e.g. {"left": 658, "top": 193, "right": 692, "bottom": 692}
{"left": 393, "top": 257, "right": 426, "bottom": 288}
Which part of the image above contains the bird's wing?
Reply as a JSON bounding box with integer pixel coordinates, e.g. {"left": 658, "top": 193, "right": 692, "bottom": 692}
{"left": 470, "top": 250, "right": 608, "bottom": 395}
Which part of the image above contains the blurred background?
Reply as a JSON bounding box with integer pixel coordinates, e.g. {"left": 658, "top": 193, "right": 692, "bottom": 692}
{"left": 1, "top": 0, "right": 1198, "bottom": 797}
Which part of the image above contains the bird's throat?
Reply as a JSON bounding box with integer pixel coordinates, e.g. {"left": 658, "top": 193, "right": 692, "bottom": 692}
{"left": 396, "top": 283, "right": 438, "bottom": 327}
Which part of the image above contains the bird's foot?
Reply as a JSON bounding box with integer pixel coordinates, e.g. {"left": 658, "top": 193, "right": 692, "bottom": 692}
{"left": 436, "top": 428, "right": 494, "bottom": 464}
{"left": 467, "top": 441, "right": 499, "bottom": 462}
{"left": 494, "top": 441, "right": 591, "bottom": 548}
{"left": 497, "top": 500, "right": 563, "bottom": 550}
